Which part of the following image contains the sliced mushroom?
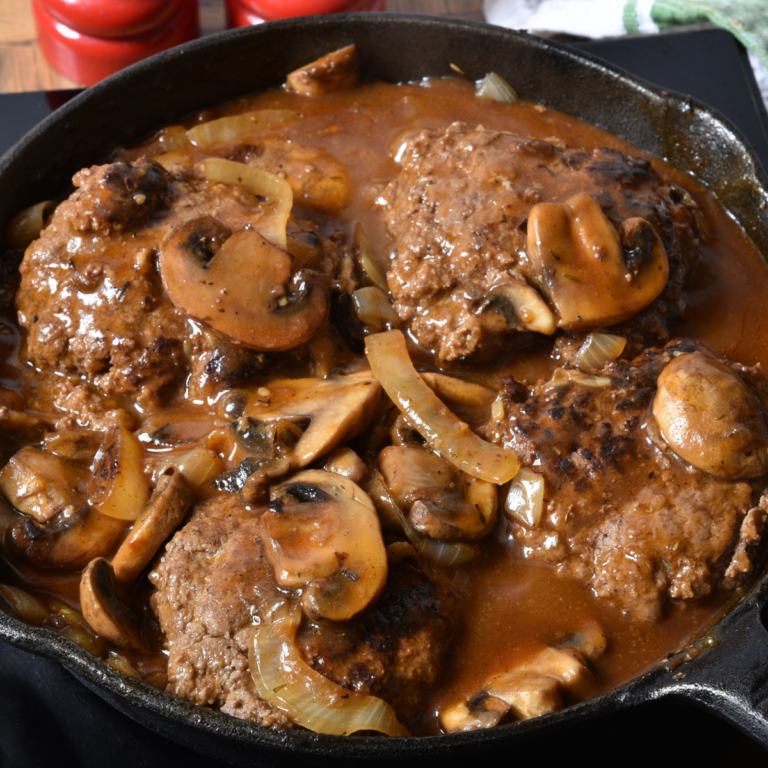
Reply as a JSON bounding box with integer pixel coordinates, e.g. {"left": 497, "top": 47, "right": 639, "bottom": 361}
{"left": 286, "top": 45, "right": 359, "bottom": 97}
{"left": 389, "top": 413, "right": 425, "bottom": 447}
{"left": 440, "top": 691, "right": 514, "bottom": 733}
{"left": 231, "top": 416, "right": 304, "bottom": 460}
{"left": 653, "top": 351, "right": 768, "bottom": 478}
{"left": 262, "top": 469, "right": 387, "bottom": 622}
{"left": 0, "top": 446, "right": 89, "bottom": 523}
{"left": 233, "top": 374, "right": 381, "bottom": 469}
{"left": 159, "top": 218, "right": 330, "bottom": 352}
{"left": 488, "top": 280, "right": 557, "bottom": 335}
{"left": 137, "top": 410, "right": 227, "bottom": 451}
{"left": 527, "top": 193, "right": 669, "bottom": 330}
{"left": 241, "top": 456, "right": 292, "bottom": 505}
{"left": 321, "top": 447, "right": 370, "bottom": 486}
{"left": 9, "top": 507, "right": 126, "bottom": 570}
{"left": 439, "top": 623, "right": 605, "bottom": 733}
{"left": 378, "top": 445, "right": 498, "bottom": 542}
{"left": 556, "top": 620, "right": 607, "bottom": 661}
{"left": 485, "top": 646, "right": 597, "bottom": 712}
{"left": 111, "top": 470, "right": 197, "bottom": 585}
{"left": 80, "top": 557, "right": 143, "bottom": 651}
{"left": 0, "top": 389, "right": 45, "bottom": 450}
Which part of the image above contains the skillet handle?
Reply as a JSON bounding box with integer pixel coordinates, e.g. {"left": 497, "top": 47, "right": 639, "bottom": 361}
{"left": 657, "top": 593, "right": 768, "bottom": 748}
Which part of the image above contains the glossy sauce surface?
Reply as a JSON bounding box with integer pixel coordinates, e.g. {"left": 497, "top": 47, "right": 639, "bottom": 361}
{"left": 1, "top": 76, "right": 767, "bottom": 735}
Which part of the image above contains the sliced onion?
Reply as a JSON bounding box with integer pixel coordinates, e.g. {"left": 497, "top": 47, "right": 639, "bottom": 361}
{"left": 354, "top": 223, "right": 389, "bottom": 292}
{"left": 0, "top": 446, "right": 87, "bottom": 523}
{"left": 249, "top": 600, "right": 409, "bottom": 737}
{"left": 504, "top": 467, "right": 545, "bottom": 527}
{"left": 106, "top": 651, "right": 140, "bottom": 679}
{"left": 352, "top": 286, "right": 400, "bottom": 332}
{"left": 116, "top": 125, "right": 190, "bottom": 162}
{"left": 545, "top": 368, "right": 614, "bottom": 390}
{"left": 187, "top": 110, "right": 298, "bottom": 149}
{"left": 417, "top": 536, "right": 478, "bottom": 567}
{"left": 0, "top": 584, "right": 48, "bottom": 624}
{"left": 420, "top": 372, "right": 496, "bottom": 411}
{"left": 475, "top": 72, "right": 518, "bottom": 103}
{"left": 7, "top": 201, "right": 57, "bottom": 250}
{"left": 203, "top": 157, "right": 292, "bottom": 250}
{"left": 87, "top": 427, "right": 150, "bottom": 522}
{"left": 367, "top": 469, "right": 477, "bottom": 568}
{"left": 365, "top": 330, "right": 520, "bottom": 484}
{"left": 573, "top": 333, "right": 626, "bottom": 373}
{"left": 171, "top": 448, "right": 223, "bottom": 491}
{"left": 504, "top": 467, "right": 545, "bottom": 528}
{"left": 62, "top": 623, "right": 107, "bottom": 657}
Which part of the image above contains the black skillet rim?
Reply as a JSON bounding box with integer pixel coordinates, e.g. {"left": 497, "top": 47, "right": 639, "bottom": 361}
{"left": 1, "top": 12, "right": 768, "bottom": 761}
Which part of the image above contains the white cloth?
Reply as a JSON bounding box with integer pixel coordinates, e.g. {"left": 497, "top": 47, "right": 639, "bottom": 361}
{"left": 484, "top": 0, "right": 768, "bottom": 107}
{"left": 484, "top": 0, "right": 658, "bottom": 37}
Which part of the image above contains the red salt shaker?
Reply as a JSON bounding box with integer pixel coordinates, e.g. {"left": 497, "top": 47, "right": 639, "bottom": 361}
{"left": 33, "top": 0, "right": 200, "bottom": 86}
{"left": 224, "top": 0, "right": 385, "bottom": 28}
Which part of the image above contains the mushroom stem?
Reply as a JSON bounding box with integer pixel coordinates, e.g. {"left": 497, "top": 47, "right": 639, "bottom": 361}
{"left": 111, "top": 470, "right": 197, "bottom": 585}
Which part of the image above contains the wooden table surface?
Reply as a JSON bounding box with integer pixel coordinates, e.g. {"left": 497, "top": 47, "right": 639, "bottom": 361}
{"left": 0, "top": 0, "right": 483, "bottom": 93}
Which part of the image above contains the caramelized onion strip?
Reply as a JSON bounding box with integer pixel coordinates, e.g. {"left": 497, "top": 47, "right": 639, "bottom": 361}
{"left": 365, "top": 330, "right": 520, "bottom": 484}
{"left": 354, "top": 223, "right": 389, "bottom": 292}
{"left": 203, "top": 158, "right": 292, "bottom": 250}
{"left": 7, "top": 201, "right": 57, "bottom": 250}
{"left": 475, "top": 72, "right": 518, "bottom": 103}
{"left": 170, "top": 448, "right": 223, "bottom": 492}
{"left": 572, "top": 333, "right": 626, "bottom": 373}
{"left": 0, "top": 584, "right": 48, "bottom": 624}
{"left": 187, "top": 110, "right": 298, "bottom": 149}
{"left": 115, "top": 125, "right": 190, "bottom": 162}
{"left": 87, "top": 427, "right": 150, "bottom": 522}
{"left": 249, "top": 600, "right": 409, "bottom": 737}
{"left": 352, "top": 287, "right": 399, "bottom": 332}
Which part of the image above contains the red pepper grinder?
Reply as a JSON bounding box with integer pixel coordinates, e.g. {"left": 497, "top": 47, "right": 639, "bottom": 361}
{"left": 33, "top": 0, "right": 200, "bottom": 86}
{"left": 225, "top": 0, "right": 385, "bottom": 28}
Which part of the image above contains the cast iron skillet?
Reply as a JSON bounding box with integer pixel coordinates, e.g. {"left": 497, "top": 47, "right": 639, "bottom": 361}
{"left": 1, "top": 13, "right": 768, "bottom": 766}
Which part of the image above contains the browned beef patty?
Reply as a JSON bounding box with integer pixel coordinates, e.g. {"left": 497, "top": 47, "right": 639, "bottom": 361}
{"left": 382, "top": 123, "right": 700, "bottom": 362}
{"left": 149, "top": 494, "right": 454, "bottom": 728}
{"left": 482, "top": 340, "right": 768, "bottom": 622}
{"left": 16, "top": 157, "right": 334, "bottom": 412}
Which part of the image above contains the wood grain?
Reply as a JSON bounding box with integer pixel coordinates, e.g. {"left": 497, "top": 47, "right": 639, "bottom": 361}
{"left": 0, "top": 0, "right": 483, "bottom": 94}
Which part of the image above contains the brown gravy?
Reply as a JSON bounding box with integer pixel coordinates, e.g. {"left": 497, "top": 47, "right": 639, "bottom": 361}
{"left": 1, "top": 75, "right": 767, "bottom": 736}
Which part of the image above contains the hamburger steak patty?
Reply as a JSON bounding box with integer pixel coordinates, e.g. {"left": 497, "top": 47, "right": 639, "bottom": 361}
{"left": 16, "top": 157, "right": 337, "bottom": 412}
{"left": 149, "top": 494, "right": 455, "bottom": 728}
{"left": 383, "top": 123, "right": 700, "bottom": 362}
{"left": 483, "top": 340, "right": 768, "bottom": 622}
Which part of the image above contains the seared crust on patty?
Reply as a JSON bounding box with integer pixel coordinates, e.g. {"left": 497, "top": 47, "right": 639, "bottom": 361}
{"left": 383, "top": 124, "right": 700, "bottom": 361}
{"left": 483, "top": 340, "right": 768, "bottom": 621}
{"left": 150, "top": 494, "right": 455, "bottom": 728}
